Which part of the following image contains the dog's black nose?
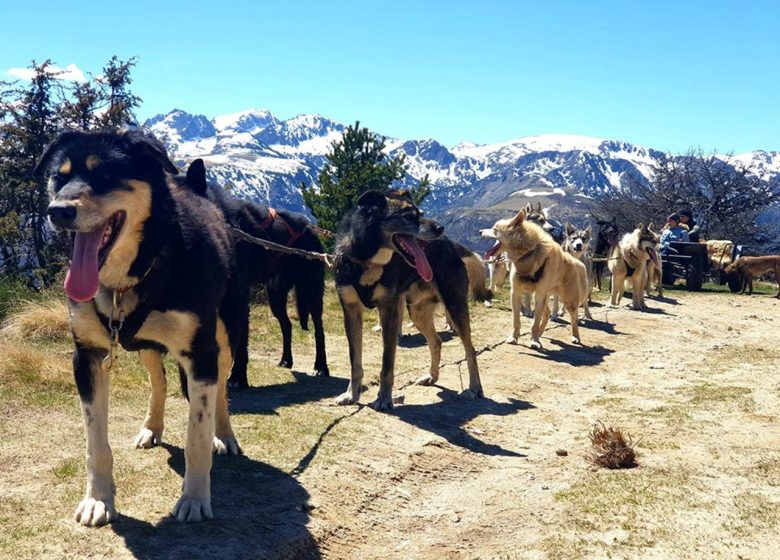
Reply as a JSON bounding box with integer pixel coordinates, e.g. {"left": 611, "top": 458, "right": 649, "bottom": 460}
{"left": 47, "top": 204, "right": 77, "bottom": 225}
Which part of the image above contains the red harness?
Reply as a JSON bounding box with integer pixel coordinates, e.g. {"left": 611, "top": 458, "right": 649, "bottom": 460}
{"left": 259, "top": 208, "right": 306, "bottom": 263}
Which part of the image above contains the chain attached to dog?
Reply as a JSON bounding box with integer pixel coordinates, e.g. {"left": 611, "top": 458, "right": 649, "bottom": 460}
{"left": 229, "top": 226, "right": 336, "bottom": 267}
{"left": 102, "top": 290, "right": 126, "bottom": 371}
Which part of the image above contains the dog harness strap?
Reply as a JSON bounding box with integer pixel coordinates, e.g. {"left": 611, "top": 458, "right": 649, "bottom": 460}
{"left": 258, "top": 207, "right": 277, "bottom": 230}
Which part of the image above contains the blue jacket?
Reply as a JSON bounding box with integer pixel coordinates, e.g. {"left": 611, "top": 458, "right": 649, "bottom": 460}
{"left": 660, "top": 225, "right": 689, "bottom": 250}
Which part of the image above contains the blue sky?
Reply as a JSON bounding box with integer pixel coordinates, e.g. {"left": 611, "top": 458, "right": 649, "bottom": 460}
{"left": 2, "top": 0, "right": 778, "bottom": 153}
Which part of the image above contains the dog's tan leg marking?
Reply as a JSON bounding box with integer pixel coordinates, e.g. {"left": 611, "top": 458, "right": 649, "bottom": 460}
{"left": 336, "top": 286, "right": 364, "bottom": 406}
{"left": 134, "top": 350, "right": 167, "bottom": 449}
{"left": 631, "top": 266, "right": 647, "bottom": 310}
{"left": 371, "top": 297, "right": 404, "bottom": 411}
{"left": 74, "top": 353, "right": 118, "bottom": 526}
{"left": 213, "top": 319, "right": 241, "bottom": 456}
{"left": 530, "top": 293, "right": 549, "bottom": 350}
{"left": 409, "top": 298, "right": 442, "bottom": 386}
{"left": 507, "top": 278, "right": 523, "bottom": 344}
{"left": 568, "top": 304, "right": 582, "bottom": 344}
{"left": 173, "top": 367, "right": 217, "bottom": 523}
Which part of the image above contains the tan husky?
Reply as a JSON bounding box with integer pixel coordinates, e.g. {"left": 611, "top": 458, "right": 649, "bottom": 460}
{"left": 608, "top": 224, "right": 660, "bottom": 310}
{"left": 482, "top": 209, "right": 589, "bottom": 349}
{"left": 724, "top": 255, "right": 780, "bottom": 297}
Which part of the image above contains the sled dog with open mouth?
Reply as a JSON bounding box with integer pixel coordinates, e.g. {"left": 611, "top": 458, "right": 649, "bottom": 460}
{"left": 37, "top": 130, "right": 242, "bottom": 526}
{"left": 607, "top": 224, "right": 661, "bottom": 310}
{"left": 481, "top": 209, "right": 589, "bottom": 349}
{"left": 333, "top": 189, "right": 483, "bottom": 410}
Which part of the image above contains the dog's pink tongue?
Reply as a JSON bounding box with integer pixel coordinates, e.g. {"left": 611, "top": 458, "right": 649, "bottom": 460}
{"left": 399, "top": 235, "right": 433, "bottom": 282}
{"left": 64, "top": 226, "right": 106, "bottom": 302}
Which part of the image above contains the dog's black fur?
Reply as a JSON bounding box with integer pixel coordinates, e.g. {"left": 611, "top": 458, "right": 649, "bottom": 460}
{"left": 183, "top": 160, "right": 328, "bottom": 387}
{"left": 333, "top": 189, "right": 483, "bottom": 411}
{"left": 37, "top": 130, "right": 242, "bottom": 526}
{"left": 594, "top": 218, "right": 619, "bottom": 290}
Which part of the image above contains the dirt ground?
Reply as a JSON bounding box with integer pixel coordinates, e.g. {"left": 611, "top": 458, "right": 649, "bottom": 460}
{"left": 1, "top": 284, "right": 779, "bottom": 559}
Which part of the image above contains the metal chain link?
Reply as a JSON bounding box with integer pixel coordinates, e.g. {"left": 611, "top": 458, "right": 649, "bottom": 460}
{"left": 102, "top": 290, "right": 126, "bottom": 371}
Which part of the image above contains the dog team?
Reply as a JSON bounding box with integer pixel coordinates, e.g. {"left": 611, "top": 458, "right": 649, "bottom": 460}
{"left": 36, "top": 130, "right": 777, "bottom": 526}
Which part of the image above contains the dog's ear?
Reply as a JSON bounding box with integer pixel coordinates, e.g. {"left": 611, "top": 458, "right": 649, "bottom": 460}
{"left": 357, "top": 190, "right": 388, "bottom": 210}
{"left": 585, "top": 225, "right": 592, "bottom": 237}
{"left": 124, "top": 129, "right": 179, "bottom": 175}
{"left": 32, "top": 131, "right": 83, "bottom": 178}
{"left": 565, "top": 222, "right": 575, "bottom": 236}
{"left": 636, "top": 222, "right": 645, "bottom": 231}
{"left": 185, "top": 159, "right": 208, "bottom": 196}
{"left": 536, "top": 202, "right": 542, "bottom": 212}
{"left": 509, "top": 209, "right": 526, "bottom": 227}
{"left": 523, "top": 202, "right": 533, "bottom": 213}
{"left": 648, "top": 222, "right": 656, "bottom": 232}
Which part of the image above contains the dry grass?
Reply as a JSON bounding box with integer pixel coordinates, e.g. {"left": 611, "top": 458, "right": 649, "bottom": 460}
{"left": 587, "top": 422, "right": 638, "bottom": 469}
{"left": 0, "top": 299, "right": 69, "bottom": 342}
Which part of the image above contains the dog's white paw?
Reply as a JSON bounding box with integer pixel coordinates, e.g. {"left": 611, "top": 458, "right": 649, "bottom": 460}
{"left": 505, "top": 336, "right": 518, "bottom": 345}
{"left": 213, "top": 435, "right": 242, "bottom": 456}
{"left": 415, "top": 374, "right": 436, "bottom": 386}
{"left": 369, "top": 394, "right": 394, "bottom": 411}
{"left": 74, "top": 497, "right": 118, "bottom": 527}
{"left": 173, "top": 496, "right": 213, "bottom": 523}
{"left": 530, "top": 339, "right": 543, "bottom": 350}
{"left": 483, "top": 300, "right": 492, "bottom": 308}
{"left": 335, "top": 391, "right": 359, "bottom": 406}
{"left": 571, "top": 336, "right": 581, "bottom": 345}
{"left": 133, "top": 427, "right": 163, "bottom": 449}
{"left": 371, "top": 324, "right": 382, "bottom": 333}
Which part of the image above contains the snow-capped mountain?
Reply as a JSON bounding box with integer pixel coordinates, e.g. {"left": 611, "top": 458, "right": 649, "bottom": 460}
{"left": 143, "top": 108, "right": 780, "bottom": 246}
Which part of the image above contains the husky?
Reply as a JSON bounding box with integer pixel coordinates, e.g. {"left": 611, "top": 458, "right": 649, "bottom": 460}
{"left": 333, "top": 189, "right": 483, "bottom": 410}
{"left": 37, "top": 130, "right": 242, "bottom": 526}
{"left": 593, "top": 218, "right": 619, "bottom": 291}
{"left": 482, "top": 209, "right": 589, "bottom": 349}
{"left": 607, "top": 224, "right": 661, "bottom": 310}
{"left": 182, "top": 159, "right": 328, "bottom": 386}
{"left": 724, "top": 256, "right": 780, "bottom": 297}
{"left": 552, "top": 223, "right": 593, "bottom": 321}
{"left": 487, "top": 202, "right": 557, "bottom": 317}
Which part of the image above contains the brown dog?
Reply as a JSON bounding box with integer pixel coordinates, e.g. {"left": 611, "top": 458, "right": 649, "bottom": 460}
{"left": 724, "top": 256, "right": 780, "bottom": 297}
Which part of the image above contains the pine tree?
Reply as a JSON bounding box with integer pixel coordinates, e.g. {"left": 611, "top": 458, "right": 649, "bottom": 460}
{"left": 95, "top": 56, "right": 142, "bottom": 129}
{"left": 301, "top": 121, "right": 430, "bottom": 246}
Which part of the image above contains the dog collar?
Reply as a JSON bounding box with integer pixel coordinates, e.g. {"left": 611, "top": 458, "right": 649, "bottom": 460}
{"left": 117, "top": 257, "right": 157, "bottom": 294}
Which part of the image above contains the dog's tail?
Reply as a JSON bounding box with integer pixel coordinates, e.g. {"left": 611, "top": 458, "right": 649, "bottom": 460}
{"left": 462, "top": 251, "right": 493, "bottom": 302}
{"left": 293, "top": 232, "right": 326, "bottom": 331}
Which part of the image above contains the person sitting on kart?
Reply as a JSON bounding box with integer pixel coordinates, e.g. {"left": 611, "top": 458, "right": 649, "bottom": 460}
{"left": 677, "top": 209, "right": 701, "bottom": 242}
{"left": 660, "top": 213, "right": 689, "bottom": 255}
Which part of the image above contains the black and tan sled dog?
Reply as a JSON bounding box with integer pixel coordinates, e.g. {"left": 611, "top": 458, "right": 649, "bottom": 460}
{"left": 333, "top": 189, "right": 483, "bottom": 411}
{"left": 37, "top": 130, "right": 242, "bottom": 526}
{"left": 183, "top": 159, "right": 329, "bottom": 386}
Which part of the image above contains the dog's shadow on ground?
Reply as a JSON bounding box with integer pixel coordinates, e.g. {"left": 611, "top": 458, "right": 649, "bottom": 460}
{"left": 391, "top": 387, "right": 534, "bottom": 457}
{"left": 228, "top": 370, "right": 348, "bottom": 415}
{"left": 520, "top": 340, "right": 614, "bottom": 367}
{"left": 111, "top": 444, "right": 320, "bottom": 560}
{"left": 398, "top": 330, "right": 455, "bottom": 348}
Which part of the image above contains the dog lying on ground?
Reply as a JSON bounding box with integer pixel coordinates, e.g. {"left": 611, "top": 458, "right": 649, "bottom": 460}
{"left": 552, "top": 223, "right": 593, "bottom": 321}
{"left": 37, "top": 130, "right": 241, "bottom": 526}
{"left": 333, "top": 189, "right": 483, "bottom": 410}
{"left": 482, "top": 209, "right": 589, "bottom": 349}
{"left": 594, "top": 218, "right": 619, "bottom": 290}
{"left": 607, "top": 224, "right": 660, "bottom": 310}
{"left": 724, "top": 256, "right": 780, "bottom": 297}
{"left": 183, "top": 159, "right": 329, "bottom": 386}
